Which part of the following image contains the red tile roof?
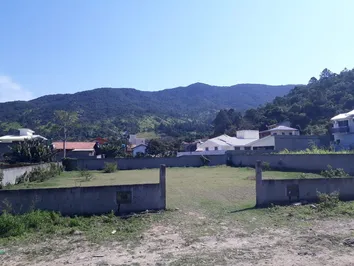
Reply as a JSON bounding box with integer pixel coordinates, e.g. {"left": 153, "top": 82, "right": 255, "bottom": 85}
{"left": 52, "top": 142, "right": 96, "bottom": 150}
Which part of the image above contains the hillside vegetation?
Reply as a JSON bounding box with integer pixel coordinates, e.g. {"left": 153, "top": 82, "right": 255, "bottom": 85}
{"left": 0, "top": 83, "right": 293, "bottom": 139}
{"left": 212, "top": 68, "right": 354, "bottom": 136}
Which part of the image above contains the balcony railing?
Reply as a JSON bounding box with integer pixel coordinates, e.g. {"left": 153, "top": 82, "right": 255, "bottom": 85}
{"left": 331, "top": 126, "right": 350, "bottom": 134}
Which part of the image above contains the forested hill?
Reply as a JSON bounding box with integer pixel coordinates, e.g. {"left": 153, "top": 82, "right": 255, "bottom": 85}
{"left": 0, "top": 83, "right": 293, "bottom": 139}
{"left": 212, "top": 68, "right": 354, "bottom": 136}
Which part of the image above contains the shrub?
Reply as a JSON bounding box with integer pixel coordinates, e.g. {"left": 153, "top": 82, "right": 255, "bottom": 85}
{"left": 103, "top": 162, "right": 118, "bottom": 173}
{"left": 4, "top": 139, "right": 56, "bottom": 164}
{"left": 317, "top": 191, "right": 340, "bottom": 210}
{"left": 79, "top": 168, "right": 93, "bottom": 181}
{"left": 320, "top": 165, "right": 349, "bottom": 178}
{"left": 0, "top": 211, "right": 25, "bottom": 237}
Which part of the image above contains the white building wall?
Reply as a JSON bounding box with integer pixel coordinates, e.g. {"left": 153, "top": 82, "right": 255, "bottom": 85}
{"left": 177, "top": 150, "right": 226, "bottom": 157}
{"left": 133, "top": 145, "right": 147, "bottom": 157}
{"left": 270, "top": 130, "right": 299, "bottom": 136}
{"left": 236, "top": 130, "right": 259, "bottom": 139}
{"left": 129, "top": 135, "right": 146, "bottom": 145}
{"left": 197, "top": 140, "right": 237, "bottom": 151}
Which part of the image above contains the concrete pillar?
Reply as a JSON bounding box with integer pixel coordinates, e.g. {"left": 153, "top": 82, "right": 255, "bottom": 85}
{"left": 159, "top": 164, "right": 166, "bottom": 210}
{"left": 255, "top": 160, "right": 263, "bottom": 207}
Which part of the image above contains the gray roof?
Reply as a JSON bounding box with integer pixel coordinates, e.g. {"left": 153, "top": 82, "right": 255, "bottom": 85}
{"left": 261, "top": 125, "right": 298, "bottom": 133}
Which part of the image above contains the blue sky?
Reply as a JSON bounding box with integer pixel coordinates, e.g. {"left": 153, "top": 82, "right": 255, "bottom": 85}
{"left": 0, "top": 0, "right": 353, "bottom": 102}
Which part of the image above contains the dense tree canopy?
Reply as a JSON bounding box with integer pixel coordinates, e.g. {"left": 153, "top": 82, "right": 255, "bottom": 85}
{"left": 212, "top": 68, "right": 354, "bottom": 136}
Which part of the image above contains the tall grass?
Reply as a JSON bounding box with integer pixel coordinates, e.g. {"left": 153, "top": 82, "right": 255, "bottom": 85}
{"left": 0, "top": 210, "right": 154, "bottom": 240}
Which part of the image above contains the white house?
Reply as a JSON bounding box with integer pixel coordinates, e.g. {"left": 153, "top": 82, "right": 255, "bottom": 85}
{"left": 196, "top": 130, "right": 259, "bottom": 152}
{"left": 259, "top": 125, "right": 299, "bottom": 138}
{"left": 132, "top": 144, "right": 147, "bottom": 157}
{"left": 246, "top": 135, "right": 275, "bottom": 150}
{"left": 0, "top": 128, "right": 47, "bottom": 143}
{"left": 129, "top": 135, "right": 146, "bottom": 146}
{"left": 330, "top": 110, "right": 354, "bottom": 149}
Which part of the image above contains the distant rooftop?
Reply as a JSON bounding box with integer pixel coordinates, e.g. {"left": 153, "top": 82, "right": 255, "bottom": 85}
{"left": 331, "top": 110, "right": 354, "bottom": 121}
{"left": 260, "top": 125, "right": 298, "bottom": 133}
{"left": 0, "top": 128, "right": 47, "bottom": 143}
{"left": 208, "top": 134, "right": 258, "bottom": 147}
{"left": 52, "top": 142, "right": 96, "bottom": 150}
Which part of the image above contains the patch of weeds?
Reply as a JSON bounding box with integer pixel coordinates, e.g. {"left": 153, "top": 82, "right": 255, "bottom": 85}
{"left": 317, "top": 191, "right": 340, "bottom": 210}
{"left": 0, "top": 210, "right": 163, "bottom": 244}
{"left": 300, "top": 173, "right": 308, "bottom": 179}
{"left": 103, "top": 162, "right": 118, "bottom": 173}
{"left": 320, "top": 165, "right": 349, "bottom": 178}
{"left": 264, "top": 191, "right": 354, "bottom": 224}
{"left": 262, "top": 162, "right": 271, "bottom": 171}
{"left": 79, "top": 168, "right": 93, "bottom": 181}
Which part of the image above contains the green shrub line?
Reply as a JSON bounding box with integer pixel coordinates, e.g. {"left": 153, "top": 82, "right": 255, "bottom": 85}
{"left": 14, "top": 163, "right": 63, "bottom": 185}
{"left": 320, "top": 165, "right": 349, "bottom": 178}
{"left": 277, "top": 145, "right": 354, "bottom": 155}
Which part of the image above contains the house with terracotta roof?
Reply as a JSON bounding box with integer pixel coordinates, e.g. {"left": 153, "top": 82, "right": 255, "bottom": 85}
{"left": 52, "top": 141, "right": 96, "bottom": 158}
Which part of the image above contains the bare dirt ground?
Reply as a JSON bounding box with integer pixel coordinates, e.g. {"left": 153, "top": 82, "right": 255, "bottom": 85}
{"left": 2, "top": 213, "right": 354, "bottom": 266}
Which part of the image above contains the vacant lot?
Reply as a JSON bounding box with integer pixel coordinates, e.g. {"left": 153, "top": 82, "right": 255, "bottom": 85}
{"left": 1, "top": 166, "right": 354, "bottom": 265}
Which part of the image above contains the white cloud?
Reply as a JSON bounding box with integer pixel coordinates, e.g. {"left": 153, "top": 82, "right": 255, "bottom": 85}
{"left": 0, "top": 75, "right": 33, "bottom": 102}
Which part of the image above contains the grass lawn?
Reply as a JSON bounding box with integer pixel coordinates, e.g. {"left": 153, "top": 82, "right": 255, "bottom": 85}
{"left": 8, "top": 166, "right": 323, "bottom": 213}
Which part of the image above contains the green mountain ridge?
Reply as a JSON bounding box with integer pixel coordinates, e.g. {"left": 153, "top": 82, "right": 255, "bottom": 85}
{"left": 0, "top": 83, "right": 295, "bottom": 139}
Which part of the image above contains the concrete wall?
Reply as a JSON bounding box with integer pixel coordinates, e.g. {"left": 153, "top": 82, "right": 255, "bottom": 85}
{"left": 0, "top": 163, "right": 62, "bottom": 186}
{"left": 75, "top": 155, "right": 227, "bottom": 171}
{"left": 255, "top": 161, "right": 354, "bottom": 206}
{"left": 0, "top": 166, "right": 166, "bottom": 216}
{"left": 177, "top": 150, "right": 226, "bottom": 157}
{"left": 274, "top": 135, "right": 330, "bottom": 151}
{"left": 230, "top": 154, "right": 354, "bottom": 175}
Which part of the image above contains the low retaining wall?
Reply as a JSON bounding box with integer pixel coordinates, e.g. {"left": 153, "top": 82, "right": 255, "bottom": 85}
{"left": 74, "top": 155, "right": 226, "bottom": 171}
{"left": 230, "top": 154, "right": 354, "bottom": 175}
{"left": 0, "top": 165, "right": 166, "bottom": 216}
{"left": 0, "top": 163, "right": 61, "bottom": 186}
{"left": 255, "top": 161, "right": 354, "bottom": 206}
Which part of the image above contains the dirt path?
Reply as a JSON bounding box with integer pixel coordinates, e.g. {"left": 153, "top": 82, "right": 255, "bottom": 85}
{"left": 2, "top": 218, "right": 354, "bottom": 266}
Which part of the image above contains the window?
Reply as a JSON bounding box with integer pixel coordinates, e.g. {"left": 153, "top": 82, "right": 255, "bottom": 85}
{"left": 214, "top": 147, "right": 218, "bottom": 150}
{"left": 289, "top": 132, "right": 293, "bottom": 135}
{"left": 338, "top": 120, "right": 349, "bottom": 127}
{"left": 245, "top": 147, "right": 251, "bottom": 150}
{"left": 272, "top": 133, "right": 277, "bottom": 136}
{"left": 282, "top": 132, "right": 285, "bottom": 135}
{"left": 234, "top": 147, "right": 240, "bottom": 150}
{"left": 205, "top": 147, "right": 209, "bottom": 151}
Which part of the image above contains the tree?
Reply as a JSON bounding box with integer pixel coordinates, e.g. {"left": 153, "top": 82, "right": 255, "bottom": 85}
{"left": 308, "top": 77, "right": 318, "bottom": 85}
{"left": 100, "top": 138, "right": 127, "bottom": 158}
{"left": 146, "top": 138, "right": 180, "bottom": 157}
{"left": 54, "top": 110, "right": 78, "bottom": 158}
{"left": 4, "top": 139, "right": 56, "bottom": 164}
{"left": 319, "top": 68, "right": 334, "bottom": 79}
{"left": 212, "top": 109, "right": 232, "bottom": 136}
